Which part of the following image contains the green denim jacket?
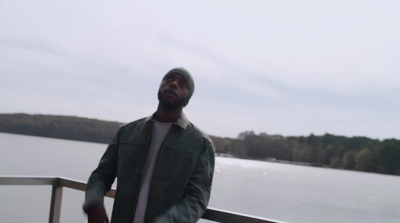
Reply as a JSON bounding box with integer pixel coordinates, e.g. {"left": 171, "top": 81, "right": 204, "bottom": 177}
{"left": 84, "top": 113, "right": 215, "bottom": 223}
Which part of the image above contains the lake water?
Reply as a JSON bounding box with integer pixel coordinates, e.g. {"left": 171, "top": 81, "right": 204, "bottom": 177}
{"left": 1, "top": 132, "right": 399, "bottom": 223}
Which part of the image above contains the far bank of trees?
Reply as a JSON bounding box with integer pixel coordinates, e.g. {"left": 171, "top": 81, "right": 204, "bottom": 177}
{"left": 210, "top": 131, "right": 400, "bottom": 176}
{"left": 1, "top": 113, "right": 399, "bottom": 176}
{"left": 0, "top": 113, "right": 122, "bottom": 144}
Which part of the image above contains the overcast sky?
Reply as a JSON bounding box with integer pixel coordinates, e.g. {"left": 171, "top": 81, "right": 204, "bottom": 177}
{"left": 1, "top": 0, "right": 399, "bottom": 140}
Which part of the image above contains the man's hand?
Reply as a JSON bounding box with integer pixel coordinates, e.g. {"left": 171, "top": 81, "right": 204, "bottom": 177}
{"left": 87, "top": 204, "right": 109, "bottom": 223}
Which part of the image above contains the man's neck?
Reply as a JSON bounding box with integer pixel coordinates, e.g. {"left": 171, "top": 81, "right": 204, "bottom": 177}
{"left": 155, "top": 104, "right": 183, "bottom": 123}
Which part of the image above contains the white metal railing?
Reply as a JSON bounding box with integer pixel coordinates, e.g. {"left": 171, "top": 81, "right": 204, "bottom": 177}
{"left": 0, "top": 176, "right": 287, "bottom": 223}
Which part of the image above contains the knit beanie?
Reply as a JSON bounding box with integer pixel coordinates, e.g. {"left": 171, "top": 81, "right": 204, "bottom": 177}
{"left": 164, "top": 67, "right": 195, "bottom": 100}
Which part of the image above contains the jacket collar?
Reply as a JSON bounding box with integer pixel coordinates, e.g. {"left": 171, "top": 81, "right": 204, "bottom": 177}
{"left": 144, "top": 112, "right": 190, "bottom": 129}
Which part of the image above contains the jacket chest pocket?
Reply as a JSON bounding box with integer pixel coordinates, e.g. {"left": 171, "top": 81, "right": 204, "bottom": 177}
{"left": 165, "top": 146, "right": 198, "bottom": 156}
{"left": 153, "top": 146, "right": 199, "bottom": 181}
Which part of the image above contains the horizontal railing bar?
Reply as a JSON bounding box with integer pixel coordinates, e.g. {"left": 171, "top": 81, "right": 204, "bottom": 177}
{"left": 0, "top": 176, "right": 284, "bottom": 223}
{"left": 0, "top": 176, "right": 58, "bottom": 186}
{"left": 58, "top": 177, "right": 87, "bottom": 191}
{"left": 203, "top": 208, "right": 288, "bottom": 223}
{"left": 56, "top": 177, "right": 116, "bottom": 198}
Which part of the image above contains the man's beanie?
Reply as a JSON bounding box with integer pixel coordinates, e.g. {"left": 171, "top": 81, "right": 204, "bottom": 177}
{"left": 164, "top": 67, "right": 195, "bottom": 100}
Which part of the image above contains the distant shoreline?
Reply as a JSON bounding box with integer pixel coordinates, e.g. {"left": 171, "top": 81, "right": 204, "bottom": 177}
{"left": 1, "top": 113, "right": 399, "bottom": 176}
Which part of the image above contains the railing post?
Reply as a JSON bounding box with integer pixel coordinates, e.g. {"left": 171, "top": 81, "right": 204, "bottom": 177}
{"left": 49, "top": 184, "right": 63, "bottom": 223}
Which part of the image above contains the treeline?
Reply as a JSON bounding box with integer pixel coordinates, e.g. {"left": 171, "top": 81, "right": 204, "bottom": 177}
{"left": 0, "top": 113, "right": 122, "bottom": 144}
{"left": 1, "top": 113, "right": 400, "bottom": 175}
{"left": 210, "top": 131, "right": 400, "bottom": 176}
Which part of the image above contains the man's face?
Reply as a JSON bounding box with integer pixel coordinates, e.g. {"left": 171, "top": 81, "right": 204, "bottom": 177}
{"left": 158, "top": 73, "right": 190, "bottom": 111}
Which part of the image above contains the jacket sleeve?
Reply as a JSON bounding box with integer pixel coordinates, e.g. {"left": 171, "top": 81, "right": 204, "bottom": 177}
{"left": 83, "top": 128, "right": 121, "bottom": 212}
{"left": 152, "top": 138, "right": 215, "bottom": 223}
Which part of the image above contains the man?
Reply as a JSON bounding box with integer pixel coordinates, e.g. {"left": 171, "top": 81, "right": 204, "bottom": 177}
{"left": 83, "top": 67, "right": 215, "bottom": 223}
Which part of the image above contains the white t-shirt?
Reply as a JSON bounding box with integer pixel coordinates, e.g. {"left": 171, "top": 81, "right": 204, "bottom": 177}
{"left": 133, "top": 120, "right": 172, "bottom": 223}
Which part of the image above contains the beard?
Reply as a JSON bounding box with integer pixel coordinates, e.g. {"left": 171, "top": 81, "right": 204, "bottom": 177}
{"left": 157, "top": 90, "right": 187, "bottom": 111}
